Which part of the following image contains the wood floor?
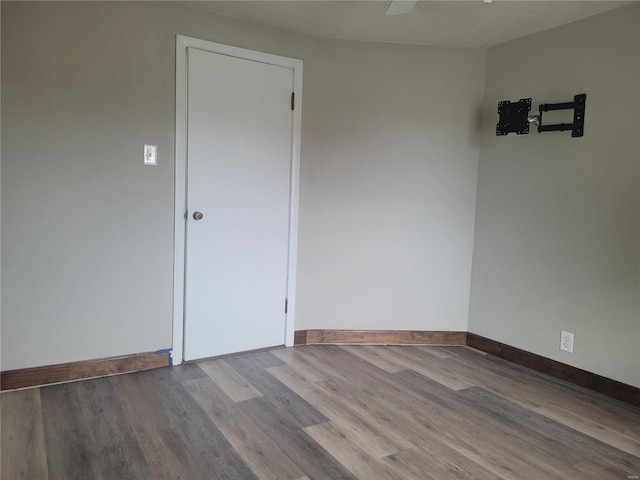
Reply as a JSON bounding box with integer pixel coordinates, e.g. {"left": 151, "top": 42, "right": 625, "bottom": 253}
{"left": 2, "top": 345, "right": 639, "bottom": 480}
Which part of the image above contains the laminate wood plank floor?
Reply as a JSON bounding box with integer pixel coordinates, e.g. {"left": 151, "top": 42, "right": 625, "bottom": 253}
{"left": 2, "top": 345, "right": 639, "bottom": 480}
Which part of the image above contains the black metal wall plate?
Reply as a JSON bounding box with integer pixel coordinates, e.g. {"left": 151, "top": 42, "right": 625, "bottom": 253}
{"left": 571, "top": 93, "right": 586, "bottom": 137}
{"left": 537, "top": 94, "right": 587, "bottom": 137}
{"left": 496, "top": 98, "right": 532, "bottom": 136}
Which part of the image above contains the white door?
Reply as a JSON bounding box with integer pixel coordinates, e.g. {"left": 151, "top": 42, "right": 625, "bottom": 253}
{"left": 183, "top": 48, "right": 294, "bottom": 361}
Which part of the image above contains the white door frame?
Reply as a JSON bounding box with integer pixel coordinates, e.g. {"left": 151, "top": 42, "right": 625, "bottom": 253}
{"left": 173, "top": 35, "right": 303, "bottom": 365}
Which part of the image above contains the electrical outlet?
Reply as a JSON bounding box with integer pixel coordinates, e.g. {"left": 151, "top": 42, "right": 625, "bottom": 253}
{"left": 560, "top": 331, "right": 574, "bottom": 353}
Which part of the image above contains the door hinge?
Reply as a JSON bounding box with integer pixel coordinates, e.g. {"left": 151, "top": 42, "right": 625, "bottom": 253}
{"left": 285, "top": 297, "right": 289, "bottom": 314}
{"left": 184, "top": 210, "right": 188, "bottom": 220}
{"left": 291, "top": 92, "right": 295, "bottom": 111}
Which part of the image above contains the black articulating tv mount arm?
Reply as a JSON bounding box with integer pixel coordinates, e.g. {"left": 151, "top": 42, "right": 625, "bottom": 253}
{"left": 496, "top": 94, "right": 586, "bottom": 138}
{"left": 537, "top": 94, "right": 586, "bottom": 137}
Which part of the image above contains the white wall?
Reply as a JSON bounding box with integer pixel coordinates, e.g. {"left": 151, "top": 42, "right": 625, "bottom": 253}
{"left": 469, "top": 5, "right": 640, "bottom": 387}
{"left": 1, "top": 2, "right": 485, "bottom": 370}
{"left": 296, "top": 40, "right": 485, "bottom": 331}
{"left": 2, "top": 2, "right": 177, "bottom": 370}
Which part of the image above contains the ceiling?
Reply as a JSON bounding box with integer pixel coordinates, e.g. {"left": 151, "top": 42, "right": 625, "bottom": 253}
{"left": 183, "top": 1, "right": 635, "bottom": 48}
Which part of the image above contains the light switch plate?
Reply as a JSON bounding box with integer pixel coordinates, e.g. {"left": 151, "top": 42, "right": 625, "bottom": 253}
{"left": 144, "top": 144, "right": 157, "bottom": 165}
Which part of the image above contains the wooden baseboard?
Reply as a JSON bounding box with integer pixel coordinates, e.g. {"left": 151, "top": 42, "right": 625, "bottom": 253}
{"left": 1, "top": 351, "right": 170, "bottom": 391}
{"left": 294, "top": 330, "right": 308, "bottom": 346}
{"left": 294, "top": 329, "right": 467, "bottom": 346}
{"left": 294, "top": 329, "right": 638, "bottom": 406}
{"left": 466, "top": 333, "right": 640, "bottom": 407}
{"left": 5, "top": 331, "right": 636, "bottom": 406}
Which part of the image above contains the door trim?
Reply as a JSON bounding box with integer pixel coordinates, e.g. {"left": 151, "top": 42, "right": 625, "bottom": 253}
{"left": 173, "top": 35, "right": 303, "bottom": 365}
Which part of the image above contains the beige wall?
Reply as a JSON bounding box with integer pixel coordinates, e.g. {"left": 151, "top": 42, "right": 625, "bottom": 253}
{"left": 295, "top": 39, "right": 485, "bottom": 332}
{"left": 469, "top": 5, "right": 640, "bottom": 387}
{"left": 1, "top": 2, "right": 485, "bottom": 370}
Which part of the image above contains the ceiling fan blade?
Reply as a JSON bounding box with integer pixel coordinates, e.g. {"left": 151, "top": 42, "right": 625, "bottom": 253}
{"left": 385, "top": 0, "right": 418, "bottom": 16}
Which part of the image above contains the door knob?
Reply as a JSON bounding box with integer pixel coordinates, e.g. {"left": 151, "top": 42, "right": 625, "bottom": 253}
{"left": 193, "top": 211, "right": 204, "bottom": 221}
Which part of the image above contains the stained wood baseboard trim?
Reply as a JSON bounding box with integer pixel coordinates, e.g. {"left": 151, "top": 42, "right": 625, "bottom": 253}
{"left": 294, "top": 330, "right": 308, "bottom": 346}
{"left": 1, "top": 351, "right": 170, "bottom": 391}
{"left": 294, "top": 329, "right": 467, "bottom": 346}
{"left": 294, "top": 329, "right": 638, "bottom": 406}
{"left": 5, "top": 331, "right": 636, "bottom": 406}
{"left": 466, "top": 333, "right": 640, "bottom": 407}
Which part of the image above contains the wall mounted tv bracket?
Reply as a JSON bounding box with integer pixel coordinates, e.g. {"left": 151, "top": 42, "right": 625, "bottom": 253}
{"left": 496, "top": 94, "right": 586, "bottom": 137}
{"left": 496, "top": 97, "right": 532, "bottom": 136}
